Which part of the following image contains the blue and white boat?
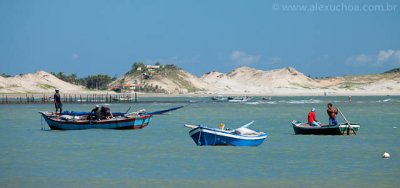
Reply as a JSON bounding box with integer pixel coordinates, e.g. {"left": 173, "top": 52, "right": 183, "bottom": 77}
{"left": 184, "top": 121, "right": 267, "bottom": 146}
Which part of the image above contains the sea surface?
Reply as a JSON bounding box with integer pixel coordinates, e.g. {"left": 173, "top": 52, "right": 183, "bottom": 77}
{"left": 0, "top": 96, "right": 399, "bottom": 188}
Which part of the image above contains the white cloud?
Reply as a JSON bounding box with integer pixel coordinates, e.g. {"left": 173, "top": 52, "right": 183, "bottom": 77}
{"left": 346, "top": 54, "right": 373, "bottom": 66}
{"left": 268, "top": 56, "right": 282, "bottom": 64}
{"left": 377, "top": 49, "right": 400, "bottom": 64}
{"left": 346, "top": 49, "right": 400, "bottom": 66}
{"left": 231, "top": 50, "right": 261, "bottom": 65}
{"left": 71, "top": 53, "right": 80, "bottom": 60}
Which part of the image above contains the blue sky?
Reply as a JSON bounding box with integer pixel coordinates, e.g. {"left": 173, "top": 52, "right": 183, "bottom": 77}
{"left": 1, "top": 0, "right": 399, "bottom": 77}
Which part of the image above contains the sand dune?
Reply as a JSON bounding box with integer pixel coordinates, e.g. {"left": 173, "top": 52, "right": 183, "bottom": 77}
{"left": 0, "top": 71, "right": 88, "bottom": 93}
{"left": 1, "top": 67, "right": 399, "bottom": 96}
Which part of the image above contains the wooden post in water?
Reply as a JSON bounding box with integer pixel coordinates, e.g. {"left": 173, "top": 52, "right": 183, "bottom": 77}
{"left": 135, "top": 92, "right": 137, "bottom": 103}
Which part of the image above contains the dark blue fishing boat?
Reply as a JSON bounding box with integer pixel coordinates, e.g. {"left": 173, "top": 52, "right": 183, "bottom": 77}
{"left": 184, "top": 121, "right": 267, "bottom": 146}
{"left": 291, "top": 120, "right": 360, "bottom": 135}
{"left": 40, "top": 106, "right": 183, "bottom": 130}
{"left": 40, "top": 111, "right": 152, "bottom": 130}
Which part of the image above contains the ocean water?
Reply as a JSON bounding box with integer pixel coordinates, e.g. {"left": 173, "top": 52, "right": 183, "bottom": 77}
{"left": 0, "top": 96, "right": 399, "bottom": 188}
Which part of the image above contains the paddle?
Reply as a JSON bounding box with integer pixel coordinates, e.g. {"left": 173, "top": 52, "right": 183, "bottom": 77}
{"left": 337, "top": 107, "right": 356, "bottom": 135}
{"left": 147, "top": 105, "right": 184, "bottom": 115}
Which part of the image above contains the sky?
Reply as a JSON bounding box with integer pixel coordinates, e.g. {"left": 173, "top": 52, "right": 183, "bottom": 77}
{"left": 0, "top": 0, "right": 399, "bottom": 78}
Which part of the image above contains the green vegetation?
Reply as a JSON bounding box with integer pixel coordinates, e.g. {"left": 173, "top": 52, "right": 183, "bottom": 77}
{"left": 384, "top": 68, "right": 400, "bottom": 74}
{"left": 0, "top": 73, "right": 12, "bottom": 77}
{"left": 141, "top": 84, "right": 166, "bottom": 93}
{"left": 50, "top": 72, "right": 79, "bottom": 84}
{"left": 50, "top": 72, "right": 116, "bottom": 90}
{"left": 38, "top": 84, "right": 55, "bottom": 89}
{"left": 125, "top": 62, "right": 147, "bottom": 76}
{"left": 338, "top": 82, "right": 364, "bottom": 90}
{"left": 121, "top": 62, "right": 200, "bottom": 93}
{"left": 83, "top": 74, "right": 116, "bottom": 90}
{"left": 125, "top": 62, "right": 181, "bottom": 76}
{"left": 160, "top": 70, "right": 199, "bottom": 92}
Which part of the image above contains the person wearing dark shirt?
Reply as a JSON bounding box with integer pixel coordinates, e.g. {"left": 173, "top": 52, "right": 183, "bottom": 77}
{"left": 308, "top": 107, "right": 321, "bottom": 126}
{"left": 327, "top": 103, "right": 338, "bottom": 126}
{"left": 101, "top": 106, "right": 113, "bottom": 120}
{"left": 54, "top": 89, "right": 63, "bottom": 114}
{"left": 90, "top": 105, "right": 101, "bottom": 120}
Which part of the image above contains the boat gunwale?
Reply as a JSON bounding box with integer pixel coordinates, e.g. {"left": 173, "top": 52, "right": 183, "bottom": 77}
{"left": 291, "top": 121, "right": 360, "bottom": 130}
{"left": 40, "top": 112, "right": 152, "bottom": 125}
{"left": 189, "top": 126, "right": 267, "bottom": 140}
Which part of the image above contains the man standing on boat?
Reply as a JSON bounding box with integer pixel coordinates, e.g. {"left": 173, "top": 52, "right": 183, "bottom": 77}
{"left": 54, "top": 89, "right": 63, "bottom": 114}
{"left": 308, "top": 108, "right": 321, "bottom": 126}
{"left": 327, "top": 103, "right": 338, "bottom": 126}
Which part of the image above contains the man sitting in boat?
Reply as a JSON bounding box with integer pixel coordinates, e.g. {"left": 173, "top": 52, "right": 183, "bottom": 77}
{"left": 308, "top": 108, "right": 321, "bottom": 126}
{"left": 101, "top": 106, "right": 113, "bottom": 120}
{"left": 327, "top": 103, "right": 338, "bottom": 126}
{"left": 89, "top": 105, "right": 101, "bottom": 120}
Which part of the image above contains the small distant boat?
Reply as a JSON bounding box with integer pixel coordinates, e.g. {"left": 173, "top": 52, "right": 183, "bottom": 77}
{"left": 184, "top": 121, "right": 267, "bottom": 146}
{"left": 39, "top": 106, "right": 183, "bottom": 130}
{"left": 112, "top": 97, "right": 132, "bottom": 102}
{"left": 262, "top": 96, "right": 272, "bottom": 100}
{"left": 291, "top": 120, "right": 360, "bottom": 135}
{"left": 228, "top": 96, "right": 252, "bottom": 102}
{"left": 211, "top": 96, "right": 228, "bottom": 101}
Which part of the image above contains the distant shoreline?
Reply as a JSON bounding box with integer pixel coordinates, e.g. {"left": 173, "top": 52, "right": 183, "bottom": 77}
{"left": 0, "top": 92, "right": 398, "bottom": 98}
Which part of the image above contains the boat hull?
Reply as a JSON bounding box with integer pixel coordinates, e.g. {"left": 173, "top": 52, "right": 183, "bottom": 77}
{"left": 189, "top": 127, "right": 267, "bottom": 146}
{"left": 40, "top": 112, "right": 153, "bottom": 130}
{"left": 291, "top": 120, "right": 360, "bottom": 135}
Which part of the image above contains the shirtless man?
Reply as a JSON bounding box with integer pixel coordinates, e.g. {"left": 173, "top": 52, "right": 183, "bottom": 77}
{"left": 327, "top": 103, "right": 338, "bottom": 126}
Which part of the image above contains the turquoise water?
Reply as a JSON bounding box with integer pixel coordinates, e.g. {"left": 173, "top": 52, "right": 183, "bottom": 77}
{"left": 0, "top": 96, "right": 399, "bottom": 187}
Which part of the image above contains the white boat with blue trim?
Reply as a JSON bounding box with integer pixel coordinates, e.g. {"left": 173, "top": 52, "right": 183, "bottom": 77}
{"left": 184, "top": 121, "right": 267, "bottom": 146}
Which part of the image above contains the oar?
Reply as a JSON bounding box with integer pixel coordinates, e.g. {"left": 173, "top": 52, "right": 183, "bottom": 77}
{"left": 337, "top": 107, "right": 356, "bottom": 135}
{"left": 147, "top": 105, "right": 184, "bottom": 115}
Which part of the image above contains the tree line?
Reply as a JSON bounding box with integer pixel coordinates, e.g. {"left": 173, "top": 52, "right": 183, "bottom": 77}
{"left": 50, "top": 72, "right": 116, "bottom": 90}
{"left": 125, "top": 62, "right": 180, "bottom": 76}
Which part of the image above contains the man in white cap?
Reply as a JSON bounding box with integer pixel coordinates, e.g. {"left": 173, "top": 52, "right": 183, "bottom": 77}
{"left": 54, "top": 89, "right": 63, "bottom": 114}
{"left": 90, "top": 105, "right": 101, "bottom": 120}
{"left": 308, "top": 107, "right": 321, "bottom": 126}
